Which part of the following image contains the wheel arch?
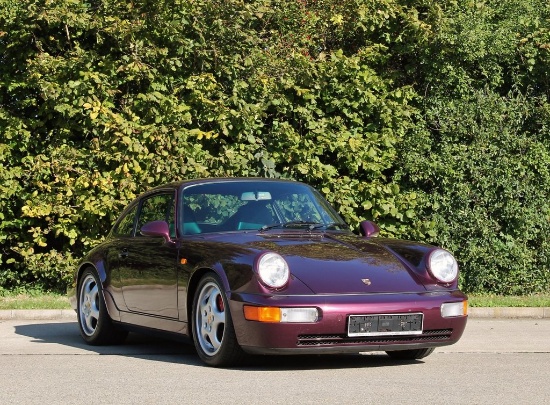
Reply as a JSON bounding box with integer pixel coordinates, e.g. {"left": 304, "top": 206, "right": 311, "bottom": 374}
{"left": 187, "top": 265, "right": 247, "bottom": 366}
{"left": 77, "top": 260, "right": 107, "bottom": 284}
{"left": 76, "top": 260, "right": 121, "bottom": 322}
{"left": 186, "top": 265, "right": 229, "bottom": 333}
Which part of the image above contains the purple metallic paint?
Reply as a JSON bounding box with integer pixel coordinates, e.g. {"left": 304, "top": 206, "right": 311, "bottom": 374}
{"left": 229, "top": 290, "right": 467, "bottom": 354}
{"left": 359, "top": 220, "right": 380, "bottom": 237}
{"left": 140, "top": 220, "right": 171, "bottom": 241}
{"left": 69, "top": 178, "right": 468, "bottom": 362}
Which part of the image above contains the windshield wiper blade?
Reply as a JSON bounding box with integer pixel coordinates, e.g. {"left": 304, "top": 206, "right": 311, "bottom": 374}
{"left": 283, "top": 221, "right": 323, "bottom": 230}
{"left": 260, "top": 221, "right": 323, "bottom": 232}
{"left": 260, "top": 222, "right": 285, "bottom": 231}
{"left": 311, "top": 221, "right": 349, "bottom": 230}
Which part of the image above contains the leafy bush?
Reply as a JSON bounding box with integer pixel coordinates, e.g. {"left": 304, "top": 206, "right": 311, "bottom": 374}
{"left": 396, "top": 0, "right": 550, "bottom": 294}
{"left": 399, "top": 90, "right": 550, "bottom": 294}
{"left": 0, "top": 0, "right": 549, "bottom": 294}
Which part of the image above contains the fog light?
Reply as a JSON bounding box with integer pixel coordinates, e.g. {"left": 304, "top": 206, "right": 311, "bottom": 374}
{"left": 281, "top": 308, "right": 319, "bottom": 323}
{"left": 441, "top": 301, "right": 468, "bottom": 318}
{"left": 244, "top": 306, "right": 318, "bottom": 323}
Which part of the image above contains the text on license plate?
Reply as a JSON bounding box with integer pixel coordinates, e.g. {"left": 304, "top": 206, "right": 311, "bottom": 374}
{"left": 347, "top": 313, "right": 423, "bottom": 337}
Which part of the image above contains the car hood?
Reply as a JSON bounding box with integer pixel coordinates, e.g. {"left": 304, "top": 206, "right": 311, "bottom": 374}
{"left": 231, "top": 232, "right": 428, "bottom": 294}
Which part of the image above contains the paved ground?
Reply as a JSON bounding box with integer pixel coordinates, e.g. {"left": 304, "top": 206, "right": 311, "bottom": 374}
{"left": 0, "top": 318, "right": 548, "bottom": 404}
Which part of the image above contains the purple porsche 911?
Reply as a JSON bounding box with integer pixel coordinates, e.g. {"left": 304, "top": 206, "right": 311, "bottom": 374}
{"left": 68, "top": 178, "right": 468, "bottom": 367}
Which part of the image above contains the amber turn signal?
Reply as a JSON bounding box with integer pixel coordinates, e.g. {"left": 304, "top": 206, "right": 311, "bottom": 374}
{"left": 243, "top": 306, "right": 281, "bottom": 322}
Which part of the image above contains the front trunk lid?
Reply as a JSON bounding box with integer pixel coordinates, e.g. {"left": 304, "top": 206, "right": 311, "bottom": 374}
{"left": 255, "top": 233, "right": 427, "bottom": 294}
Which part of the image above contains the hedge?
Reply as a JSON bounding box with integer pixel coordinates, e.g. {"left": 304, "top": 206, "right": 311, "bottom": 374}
{"left": 0, "top": 0, "right": 549, "bottom": 294}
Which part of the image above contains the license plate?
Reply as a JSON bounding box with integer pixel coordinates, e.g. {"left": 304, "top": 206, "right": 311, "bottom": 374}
{"left": 347, "top": 313, "right": 423, "bottom": 337}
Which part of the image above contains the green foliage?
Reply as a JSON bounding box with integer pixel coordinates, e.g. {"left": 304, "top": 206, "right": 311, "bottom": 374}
{"left": 0, "top": 0, "right": 549, "bottom": 294}
{"left": 396, "top": 0, "right": 550, "bottom": 294}
{"left": 468, "top": 293, "right": 550, "bottom": 308}
{"left": 399, "top": 90, "right": 550, "bottom": 294}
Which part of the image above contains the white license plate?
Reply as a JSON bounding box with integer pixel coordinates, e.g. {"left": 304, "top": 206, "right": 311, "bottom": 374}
{"left": 348, "top": 313, "right": 423, "bottom": 337}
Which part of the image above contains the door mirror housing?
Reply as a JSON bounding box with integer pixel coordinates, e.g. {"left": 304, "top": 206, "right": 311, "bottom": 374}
{"left": 359, "top": 220, "right": 380, "bottom": 238}
{"left": 140, "top": 220, "right": 172, "bottom": 242}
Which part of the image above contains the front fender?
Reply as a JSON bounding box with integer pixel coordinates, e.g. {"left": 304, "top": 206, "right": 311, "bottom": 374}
{"left": 374, "top": 239, "right": 460, "bottom": 290}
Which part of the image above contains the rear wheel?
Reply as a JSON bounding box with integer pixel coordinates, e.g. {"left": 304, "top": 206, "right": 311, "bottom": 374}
{"left": 192, "top": 273, "right": 246, "bottom": 367}
{"left": 386, "top": 348, "right": 435, "bottom": 360}
{"left": 77, "top": 268, "right": 127, "bottom": 345}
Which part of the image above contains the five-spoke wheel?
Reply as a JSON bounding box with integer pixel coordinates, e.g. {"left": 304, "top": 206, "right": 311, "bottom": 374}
{"left": 79, "top": 272, "right": 101, "bottom": 337}
{"left": 192, "top": 273, "right": 246, "bottom": 367}
{"left": 195, "top": 280, "right": 226, "bottom": 356}
{"left": 77, "top": 268, "right": 127, "bottom": 345}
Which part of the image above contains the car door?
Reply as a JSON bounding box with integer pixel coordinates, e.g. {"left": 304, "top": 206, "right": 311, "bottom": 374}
{"left": 119, "top": 191, "right": 179, "bottom": 318}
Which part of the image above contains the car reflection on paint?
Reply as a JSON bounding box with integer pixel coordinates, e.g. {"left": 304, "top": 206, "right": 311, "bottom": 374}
{"left": 68, "top": 178, "right": 468, "bottom": 367}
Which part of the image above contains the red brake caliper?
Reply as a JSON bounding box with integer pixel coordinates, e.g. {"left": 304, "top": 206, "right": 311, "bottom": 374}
{"left": 216, "top": 294, "right": 224, "bottom": 312}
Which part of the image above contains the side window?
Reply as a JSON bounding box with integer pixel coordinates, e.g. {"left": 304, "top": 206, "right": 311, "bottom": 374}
{"left": 113, "top": 205, "right": 138, "bottom": 237}
{"left": 137, "top": 193, "right": 175, "bottom": 236}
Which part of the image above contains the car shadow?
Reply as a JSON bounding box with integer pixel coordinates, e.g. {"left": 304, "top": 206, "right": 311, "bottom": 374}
{"left": 14, "top": 321, "right": 201, "bottom": 365}
{"left": 14, "top": 321, "right": 428, "bottom": 370}
{"left": 238, "top": 353, "right": 427, "bottom": 371}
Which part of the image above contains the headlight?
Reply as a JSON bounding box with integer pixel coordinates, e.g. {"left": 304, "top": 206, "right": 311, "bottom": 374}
{"left": 427, "top": 249, "right": 458, "bottom": 283}
{"left": 256, "top": 252, "right": 290, "bottom": 289}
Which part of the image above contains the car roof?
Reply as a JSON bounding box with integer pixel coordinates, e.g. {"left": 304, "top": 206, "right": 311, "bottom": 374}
{"left": 148, "top": 177, "right": 300, "bottom": 192}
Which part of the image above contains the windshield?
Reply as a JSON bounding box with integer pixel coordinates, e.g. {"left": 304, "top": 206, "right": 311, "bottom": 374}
{"left": 180, "top": 180, "right": 348, "bottom": 235}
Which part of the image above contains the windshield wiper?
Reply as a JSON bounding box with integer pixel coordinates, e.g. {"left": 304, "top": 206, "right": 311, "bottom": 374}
{"left": 310, "top": 221, "right": 349, "bottom": 230}
{"left": 260, "top": 221, "right": 323, "bottom": 232}
{"left": 259, "top": 222, "right": 284, "bottom": 231}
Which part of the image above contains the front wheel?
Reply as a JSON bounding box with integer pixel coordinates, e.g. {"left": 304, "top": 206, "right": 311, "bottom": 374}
{"left": 77, "top": 268, "right": 127, "bottom": 345}
{"left": 386, "top": 348, "right": 435, "bottom": 360}
{"left": 191, "top": 273, "right": 246, "bottom": 367}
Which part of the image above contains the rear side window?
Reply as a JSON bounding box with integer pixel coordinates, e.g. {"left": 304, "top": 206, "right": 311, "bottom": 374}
{"left": 113, "top": 205, "right": 138, "bottom": 237}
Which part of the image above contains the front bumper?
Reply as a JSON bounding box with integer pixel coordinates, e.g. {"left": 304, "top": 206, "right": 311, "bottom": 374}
{"left": 229, "top": 290, "right": 467, "bottom": 355}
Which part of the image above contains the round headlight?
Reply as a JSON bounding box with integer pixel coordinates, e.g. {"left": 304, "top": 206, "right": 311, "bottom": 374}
{"left": 256, "top": 252, "right": 290, "bottom": 289}
{"left": 427, "top": 249, "right": 458, "bottom": 283}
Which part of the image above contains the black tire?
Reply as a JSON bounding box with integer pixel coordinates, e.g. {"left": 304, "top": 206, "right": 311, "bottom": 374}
{"left": 77, "top": 268, "right": 128, "bottom": 345}
{"left": 386, "top": 348, "right": 435, "bottom": 360}
{"left": 191, "top": 273, "right": 246, "bottom": 367}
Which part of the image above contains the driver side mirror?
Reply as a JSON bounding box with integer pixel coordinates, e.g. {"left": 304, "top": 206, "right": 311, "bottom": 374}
{"left": 140, "top": 220, "right": 172, "bottom": 242}
{"left": 359, "top": 220, "right": 380, "bottom": 238}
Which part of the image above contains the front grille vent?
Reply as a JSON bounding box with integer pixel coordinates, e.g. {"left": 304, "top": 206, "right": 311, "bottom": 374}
{"left": 297, "top": 329, "right": 453, "bottom": 347}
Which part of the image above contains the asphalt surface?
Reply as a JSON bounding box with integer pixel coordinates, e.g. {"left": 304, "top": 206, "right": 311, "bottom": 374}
{"left": 0, "top": 318, "right": 548, "bottom": 404}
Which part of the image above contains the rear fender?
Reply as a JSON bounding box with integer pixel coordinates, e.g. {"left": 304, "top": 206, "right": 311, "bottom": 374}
{"left": 75, "top": 260, "right": 122, "bottom": 322}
